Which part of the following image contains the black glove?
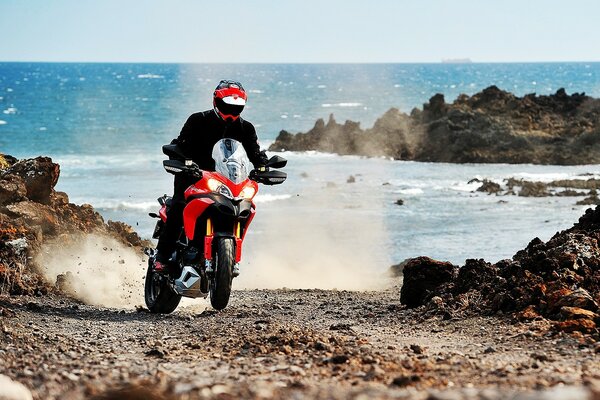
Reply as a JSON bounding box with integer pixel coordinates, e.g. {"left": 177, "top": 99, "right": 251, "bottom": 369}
{"left": 185, "top": 162, "right": 202, "bottom": 178}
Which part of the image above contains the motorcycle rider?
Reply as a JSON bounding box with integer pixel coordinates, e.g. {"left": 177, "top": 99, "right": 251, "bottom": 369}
{"left": 154, "top": 80, "right": 268, "bottom": 272}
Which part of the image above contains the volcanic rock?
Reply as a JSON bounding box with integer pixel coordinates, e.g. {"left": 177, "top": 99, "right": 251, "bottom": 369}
{"left": 0, "top": 155, "right": 149, "bottom": 296}
{"left": 271, "top": 86, "right": 600, "bottom": 165}
{"left": 400, "top": 205, "right": 600, "bottom": 333}
{"left": 400, "top": 257, "right": 457, "bottom": 308}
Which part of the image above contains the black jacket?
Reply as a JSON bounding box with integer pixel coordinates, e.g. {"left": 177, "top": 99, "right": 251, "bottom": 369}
{"left": 172, "top": 110, "right": 265, "bottom": 171}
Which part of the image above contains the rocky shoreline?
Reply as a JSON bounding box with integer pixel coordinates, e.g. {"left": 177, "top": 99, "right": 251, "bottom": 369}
{"left": 470, "top": 176, "right": 600, "bottom": 205}
{"left": 399, "top": 206, "right": 600, "bottom": 337}
{"left": 0, "top": 154, "right": 148, "bottom": 296}
{"left": 269, "top": 86, "right": 600, "bottom": 165}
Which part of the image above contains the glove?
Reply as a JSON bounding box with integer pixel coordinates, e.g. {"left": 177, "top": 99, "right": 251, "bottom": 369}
{"left": 185, "top": 162, "right": 202, "bottom": 178}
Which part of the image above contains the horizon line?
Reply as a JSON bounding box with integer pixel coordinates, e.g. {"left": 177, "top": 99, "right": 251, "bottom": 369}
{"left": 1, "top": 60, "right": 600, "bottom": 65}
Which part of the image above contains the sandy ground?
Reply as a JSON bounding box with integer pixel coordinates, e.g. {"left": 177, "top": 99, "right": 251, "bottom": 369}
{"left": 1, "top": 285, "right": 600, "bottom": 399}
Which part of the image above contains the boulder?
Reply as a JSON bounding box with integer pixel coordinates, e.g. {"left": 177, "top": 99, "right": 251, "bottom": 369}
{"left": 4, "top": 157, "right": 60, "bottom": 204}
{"left": 400, "top": 257, "right": 457, "bottom": 308}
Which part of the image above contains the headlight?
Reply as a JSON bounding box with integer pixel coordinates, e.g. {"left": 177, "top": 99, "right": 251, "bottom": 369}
{"left": 207, "top": 178, "right": 222, "bottom": 191}
{"left": 239, "top": 185, "right": 256, "bottom": 200}
{"left": 207, "top": 178, "right": 233, "bottom": 198}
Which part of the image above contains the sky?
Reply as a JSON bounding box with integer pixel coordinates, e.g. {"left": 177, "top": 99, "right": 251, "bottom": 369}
{"left": 0, "top": 0, "right": 599, "bottom": 63}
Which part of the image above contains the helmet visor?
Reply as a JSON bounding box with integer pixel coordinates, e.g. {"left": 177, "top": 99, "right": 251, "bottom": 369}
{"left": 215, "top": 97, "right": 244, "bottom": 117}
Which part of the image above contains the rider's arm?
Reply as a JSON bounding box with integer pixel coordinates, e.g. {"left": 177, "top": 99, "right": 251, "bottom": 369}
{"left": 171, "top": 113, "right": 200, "bottom": 156}
{"left": 241, "top": 121, "right": 267, "bottom": 168}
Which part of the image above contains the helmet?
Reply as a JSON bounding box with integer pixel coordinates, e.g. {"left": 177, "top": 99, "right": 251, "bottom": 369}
{"left": 213, "top": 80, "right": 247, "bottom": 122}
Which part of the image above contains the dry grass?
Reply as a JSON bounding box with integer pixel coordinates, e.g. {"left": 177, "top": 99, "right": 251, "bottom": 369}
{"left": 0, "top": 154, "right": 9, "bottom": 170}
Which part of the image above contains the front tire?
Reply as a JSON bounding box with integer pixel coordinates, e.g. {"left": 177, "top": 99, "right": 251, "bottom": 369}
{"left": 145, "top": 257, "right": 181, "bottom": 313}
{"left": 210, "top": 238, "right": 234, "bottom": 310}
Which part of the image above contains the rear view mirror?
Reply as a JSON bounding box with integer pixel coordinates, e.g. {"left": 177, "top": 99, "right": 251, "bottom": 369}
{"left": 266, "top": 155, "right": 287, "bottom": 169}
{"left": 253, "top": 170, "right": 287, "bottom": 185}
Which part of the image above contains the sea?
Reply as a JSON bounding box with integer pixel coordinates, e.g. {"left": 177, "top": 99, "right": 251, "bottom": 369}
{"left": 1, "top": 62, "right": 600, "bottom": 286}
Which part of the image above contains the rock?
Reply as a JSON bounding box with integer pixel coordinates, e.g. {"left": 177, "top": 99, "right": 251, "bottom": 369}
{"left": 390, "top": 374, "right": 420, "bottom": 387}
{"left": 553, "top": 288, "right": 598, "bottom": 312}
{"left": 0, "top": 174, "right": 27, "bottom": 205}
{"left": 398, "top": 205, "right": 600, "bottom": 334}
{"left": 576, "top": 193, "right": 600, "bottom": 205}
{"left": 476, "top": 179, "right": 502, "bottom": 194}
{"left": 559, "top": 306, "right": 599, "bottom": 320}
{"left": 400, "top": 257, "right": 457, "bottom": 308}
{"left": 270, "top": 86, "right": 600, "bottom": 165}
{"left": 554, "top": 319, "right": 597, "bottom": 334}
{"left": 347, "top": 175, "right": 356, "bottom": 183}
{"left": 410, "top": 344, "right": 424, "bottom": 354}
{"left": 330, "top": 354, "right": 349, "bottom": 364}
{"left": 0, "top": 374, "right": 33, "bottom": 400}
{"left": 0, "top": 155, "right": 148, "bottom": 297}
{"left": 4, "top": 157, "right": 59, "bottom": 204}
{"left": 145, "top": 348, "right": 166, "bottom": 358}
{"left": 6, "top": 201, "right": 57, "bottom": 235}
{"left": 518, "top": 181, "right": 550, "bottom": 197}
{"left": 395, "top": 199, "right": 404, "bottom": 206}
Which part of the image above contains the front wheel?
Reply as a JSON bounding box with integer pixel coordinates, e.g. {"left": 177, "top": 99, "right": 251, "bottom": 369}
{"left": 210, "top": 238, "right": 234, "bottom": 310}
{"left": 145, "top": 257, "right": 181, "bottom": 313}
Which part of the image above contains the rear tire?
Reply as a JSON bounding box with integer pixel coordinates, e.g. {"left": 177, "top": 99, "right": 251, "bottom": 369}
{"left": 145, "top": 257, "right": 181, "bottom": 314}
{"left": 210, "top": 238, "right": 234, "bottom": 310}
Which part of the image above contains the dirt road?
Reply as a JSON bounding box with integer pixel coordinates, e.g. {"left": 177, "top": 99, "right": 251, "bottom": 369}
{"left": 1, "top": 286, "right": 599, "bottom": 399}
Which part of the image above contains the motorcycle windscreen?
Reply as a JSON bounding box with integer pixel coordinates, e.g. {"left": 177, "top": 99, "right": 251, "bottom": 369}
{"left": 212, "top": 138, "right": 251, "bottom": 184}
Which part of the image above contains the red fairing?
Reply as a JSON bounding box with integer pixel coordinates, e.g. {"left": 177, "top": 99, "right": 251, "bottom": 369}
{"left": 242, "top": 207, "right": 256, "bottom": 241}
{"left": 181, "top": 172, "right": 259, "bottom": 241}
{"left": 159, "top": 204, "right": 168, "bottom": 223}
{"left": 187, "top": 171, "right": 258, "bottom": 199}
{"left": 183, "top": 198, "right": 214, "bottom": 240}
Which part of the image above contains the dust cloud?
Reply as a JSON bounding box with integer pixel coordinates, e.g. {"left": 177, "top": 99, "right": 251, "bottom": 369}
{"left": 36, "top": 234, "right": 147, "bottom": 308}
{"left": 237, "top": 177, "right": 392, "bottom": 291}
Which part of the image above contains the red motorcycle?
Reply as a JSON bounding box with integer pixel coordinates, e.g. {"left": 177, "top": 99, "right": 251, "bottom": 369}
{"left": 145, "top": 138, "right": 287, "bottom": 312}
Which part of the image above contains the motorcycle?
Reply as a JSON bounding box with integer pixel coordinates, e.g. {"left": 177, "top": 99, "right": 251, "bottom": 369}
{"left": 145, "top": 138, "right": 287, "bottom": 313}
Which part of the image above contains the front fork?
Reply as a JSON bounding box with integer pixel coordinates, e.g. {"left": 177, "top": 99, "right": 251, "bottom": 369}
{"left": 203, "top": 218, "right": 243, "bottom": 275}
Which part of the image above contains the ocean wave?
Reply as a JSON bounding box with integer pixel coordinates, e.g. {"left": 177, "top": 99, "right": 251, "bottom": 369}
{"left": 321, "top": 102, "right": 363, "bottom": 108}
{"left": 248, "top": 89, "right": 264, "bottom": 94}
{"left": 92, "top": 200, "right": 157, "bottom": 211}
{"left": 450, "top": 181, "right": 485, "bottom": 192}
{"left": 137, "top": 74, "right": 164, "bottom": 79}
{"left": 0, "top": 120, "right": 6, "bottom": 125}
{"left": 56, "top": 153, "right": 159, "bottom": 169}
{"left": 3, "top": 107, "right": 17, "bottom": 114}
{"left": 512, "top": 172, "right": 600, "bottom": 182}
{"left": 254, "top": 194, "right": 292, "bottom": 203}
{"left": 394, "top": 188, "right": 424, "bottom": 195}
